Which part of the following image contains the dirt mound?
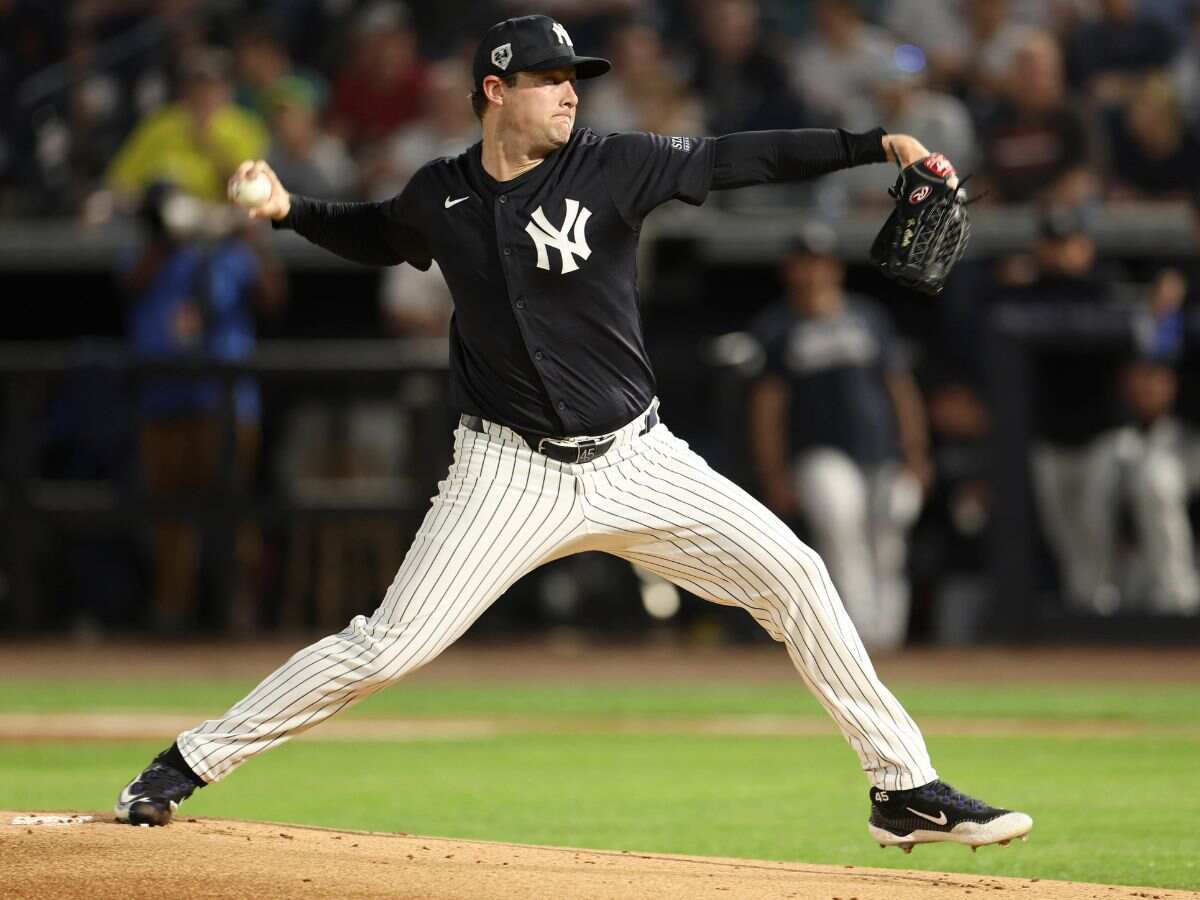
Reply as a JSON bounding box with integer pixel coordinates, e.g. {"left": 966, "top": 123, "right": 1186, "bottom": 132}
{"left": 2, "top": 812, "right": 1190, "bottom": 899}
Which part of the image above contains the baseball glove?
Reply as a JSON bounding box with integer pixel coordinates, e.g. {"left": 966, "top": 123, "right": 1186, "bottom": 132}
{"left": 869, "top": 153, "right": 971, "bottom": 296}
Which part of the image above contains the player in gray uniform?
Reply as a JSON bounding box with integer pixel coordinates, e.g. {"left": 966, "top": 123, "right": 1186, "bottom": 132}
{"left": 115, "top": 14, "right": 1032, "bottom": 853}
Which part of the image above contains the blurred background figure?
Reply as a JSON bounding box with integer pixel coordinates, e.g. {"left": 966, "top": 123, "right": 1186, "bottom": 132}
{"left": 977, "top": 30, "right": 1097, "bottom": 205}
{"left": 231, "top": 16, "right": 327, "bottom": 124}
{"left": 790, "top": 0, "right": 895, "bottom": 125}
{"left": 121, "top": 180, "right": 284, "bottom": 635}
{"left": 911, "top": 370, "right": 995, "bottom": 644}
{"left": 998, "top": 206, "right": 1125, "bottom": 613}
{"left": 688, "top": 0, "right": 804, "bottom": 135}
{"left": 1172, "top": 1, "right": 1200, "bottom": 129}
{"left": 363, "top": 59, "right": 476, "bottom": 201}
{"left": 328, "top": 1, "right": 428, "bottom": 157}
{"left": 837, "top": 52, "right": 978, "bottom": 208}
{"left": 581, "top": 17, "right": 704, "bottom": 136}
{"left": 105, "top": 47, "right": 267, "bottom": 207}
{"left": 883, "top": 0, "right": 1033, "bottom": 101}
{"left": 381, "top": 260, "right": 453, "bottom": 340}
{"left": 1063, "top": 0, "right": 1177, "bottom": 104}
{"left": 264, "top": 74, "right": 358, "bottom": 200}
{"left": 1102, "top": 72, "right": 1200, "bottom": 203}
{"left": 747, "top": 223, "right": 932, "bottom": 651}
{"left": 1081, "top": 269, "right": 1200, "bottom": 614}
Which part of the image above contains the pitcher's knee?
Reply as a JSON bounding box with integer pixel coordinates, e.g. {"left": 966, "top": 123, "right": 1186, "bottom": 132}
{"left": 756, "top": 545, "right": 835, "bottom": 619}
{"left": 331, "top": 614, "right": 432, "bottom": 687}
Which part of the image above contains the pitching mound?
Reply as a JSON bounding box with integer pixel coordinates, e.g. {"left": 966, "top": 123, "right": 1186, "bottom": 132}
{"left": 2, "top": 812, "right": 1191, "bottom": 899}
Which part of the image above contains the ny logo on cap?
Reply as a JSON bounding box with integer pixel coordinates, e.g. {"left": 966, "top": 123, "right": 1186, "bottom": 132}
{"left": 551, "top": 21, "right": 573, "bottom": 47}
{"left": 491, "top": 42, "right": 512, "bottom": 70}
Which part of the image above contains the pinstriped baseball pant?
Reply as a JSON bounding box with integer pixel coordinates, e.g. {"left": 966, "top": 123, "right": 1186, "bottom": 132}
{"left": 177, "top": 404, "right": 938, "bottom": 791}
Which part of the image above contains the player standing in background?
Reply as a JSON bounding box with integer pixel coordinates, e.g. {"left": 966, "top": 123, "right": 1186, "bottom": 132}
{"left": 114, "top": 14, "right": 1032, "bottom": 853}
{"left": 748, "top": 224, "right": 931, "bottom": 652}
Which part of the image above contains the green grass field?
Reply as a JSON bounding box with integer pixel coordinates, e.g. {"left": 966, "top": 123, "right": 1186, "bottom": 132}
{"left": 2, "top": 676, "right": 1198, "bottom": 890}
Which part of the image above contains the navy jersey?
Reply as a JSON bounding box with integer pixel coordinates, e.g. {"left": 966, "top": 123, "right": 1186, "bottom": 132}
{"left": 757, "top": 296, "right": 904, "bottom": 465}
{"left": 289, "top": 128, "right": 714, "bottom": 436}
{"left": 280, "top": 125, "right": 888, "bottom": 436}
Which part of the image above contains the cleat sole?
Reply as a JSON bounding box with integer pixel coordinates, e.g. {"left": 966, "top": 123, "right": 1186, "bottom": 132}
{"left": 868, "top": 812, "right": 1033, "bottom": 851}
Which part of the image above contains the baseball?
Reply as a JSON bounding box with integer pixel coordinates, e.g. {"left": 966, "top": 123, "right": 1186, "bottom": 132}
{"left": 231, "top": 172, "right": 272, "bottom": 208}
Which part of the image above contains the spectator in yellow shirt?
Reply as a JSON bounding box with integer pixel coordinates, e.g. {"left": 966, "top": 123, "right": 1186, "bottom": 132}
{"left": 107, "top": 48, "right": 267, "bottom": 204}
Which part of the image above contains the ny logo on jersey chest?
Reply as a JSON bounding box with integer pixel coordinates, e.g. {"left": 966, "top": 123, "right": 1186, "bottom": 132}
{"left": 525, "top": 198, "right": 592, "bottom": 274}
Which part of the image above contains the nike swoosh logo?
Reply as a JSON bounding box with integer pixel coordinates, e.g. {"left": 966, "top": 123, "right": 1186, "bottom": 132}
{"left": 907, "top": 807, "right": 948, "bottom": 826}
{"left": 118, "top": 783, "right": 146, "bottom": 806}
{"left": 444, "top": 196, "right": 470, "bottom": 208}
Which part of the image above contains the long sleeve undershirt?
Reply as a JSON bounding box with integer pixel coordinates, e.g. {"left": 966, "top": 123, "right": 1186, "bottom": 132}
{"left": 710, "top": 127, "right": 889, "bottom": 190}
{"left": 276, "top": 127, "right": 889, "bottom": 265}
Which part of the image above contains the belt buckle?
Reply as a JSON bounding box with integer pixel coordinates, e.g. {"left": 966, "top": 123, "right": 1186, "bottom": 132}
{"left": 538, "top": 434, "right": 613, "bottom": 464}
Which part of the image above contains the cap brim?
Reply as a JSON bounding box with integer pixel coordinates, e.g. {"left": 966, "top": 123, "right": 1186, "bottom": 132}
{"left": 524, "top": 54, "right": 611, "bottom": 79}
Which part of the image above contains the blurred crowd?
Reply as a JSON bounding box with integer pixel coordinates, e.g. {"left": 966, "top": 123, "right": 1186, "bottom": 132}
{"left": 5, "top": 0, "right": 1200, "bottom": 642}
{"left": 2, "top": 0, "right": 1200, "bottom": 217}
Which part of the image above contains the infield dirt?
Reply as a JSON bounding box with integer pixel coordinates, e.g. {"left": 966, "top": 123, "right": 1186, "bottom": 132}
{"left": 3, "top": 812, "right": 1195, "bottom": 900}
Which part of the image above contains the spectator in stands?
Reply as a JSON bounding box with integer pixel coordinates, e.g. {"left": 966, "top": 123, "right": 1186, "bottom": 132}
{"left": 581, "top": 17, "right": 704, "bottom": 136}
{"left": 105, "top": 47, "right": 268, "bottom": 205}
{"left": 122, "top": 180, "right": 284, "bottom": 634}
{"left": 232, "top": 17, "right": 327, "bottom": 122}
{"left": 838, "top": 56, "right": 979, "bottom": 208}
{"left": 977, "top": 30, "right": 1097, "bottom": 205}
{"left": 1104, "top": 71, "right": 1200, "bottom": 202}
{"left": 328, "top": 1, "right": 428, "bottom": 154}
{"left": 688, "top": 0, "right": 804, "bottom": 134}
{"left": 1081, "top": 268, "right": 1200, "bottom": 615}
{"left": 265, "top": 75, "right": 358, "bottom": 200}
{"left": 495, "top": 0, "right": 641, "bottom": 52}
{"left": 35, "top": 24, "right": 129, "bottom": 217}
{"left": 884, "top": 0, "right": 1033, "bottom": 102}
{"left": 747, "top": 224, "right": 932, "bottom": 651}
{"left": 1064, "top": 0, "right": 1177, "bottom": 102}
{"left": 789, "top": 0, "right": 896, "bottom": 125}
{"left": 363, "top": 60, "right": 476, "bottom": 201}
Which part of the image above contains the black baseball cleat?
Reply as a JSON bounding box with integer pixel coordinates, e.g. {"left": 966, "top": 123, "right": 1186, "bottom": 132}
{"left": 114, "top": 745, "right": 203, "bottom": 826}
{"left": 868, "top": 780, "right": 1032, "bottom": 852}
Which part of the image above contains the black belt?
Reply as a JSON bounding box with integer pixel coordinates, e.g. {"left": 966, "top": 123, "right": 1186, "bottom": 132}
{"left": 460, "top": 406, "right": 659, "bottom": 464}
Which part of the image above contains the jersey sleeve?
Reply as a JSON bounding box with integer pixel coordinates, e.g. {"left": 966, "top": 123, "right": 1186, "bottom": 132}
{"left": 601, "top": 132, "right": 716, "bottom": 226}
{"left": 279, "top": 169, "right": 433, "bottom": 269}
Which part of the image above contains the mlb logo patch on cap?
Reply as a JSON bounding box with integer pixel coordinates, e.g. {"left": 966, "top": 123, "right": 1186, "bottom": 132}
{"left": 473, "top": 14, "right": 611, "bottom": 89}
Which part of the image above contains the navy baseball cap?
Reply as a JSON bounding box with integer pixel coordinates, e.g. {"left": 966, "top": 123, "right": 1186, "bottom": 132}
{"left": 473, "top": 15, "right": 611, "bottom": 91}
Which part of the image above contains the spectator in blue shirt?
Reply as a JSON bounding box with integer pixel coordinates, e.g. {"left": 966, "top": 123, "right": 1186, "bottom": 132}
{"left": 121, "top": 180, "right": 284, "bottom": 634}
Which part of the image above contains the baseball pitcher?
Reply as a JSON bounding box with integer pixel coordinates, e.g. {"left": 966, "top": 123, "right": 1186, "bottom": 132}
{"left": 115, "top": 14, "right": 1029, "bottom": 854}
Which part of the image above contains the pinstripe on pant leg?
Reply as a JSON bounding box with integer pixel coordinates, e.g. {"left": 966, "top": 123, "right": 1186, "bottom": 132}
{"left": 177, "top": 427, "right": 584, "bottom": 782}
{"left": 583, "top": 424, "right": 937, "bottom": 791}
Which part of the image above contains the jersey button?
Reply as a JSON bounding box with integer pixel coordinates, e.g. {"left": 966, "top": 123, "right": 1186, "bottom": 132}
{"left": 499, "top": 195, "right": 508, "bottom": 204}
{"left": 534, "top": 350, "right": 544, "bottom": 360}
{"left": 503, "top": 247, "right": 512, "bottom": 256}
{"left": 557, "top": 401, "right": 566, "bottom": 412}
{"left": 514, "top": 298, "right": 526, "bottom": 309}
